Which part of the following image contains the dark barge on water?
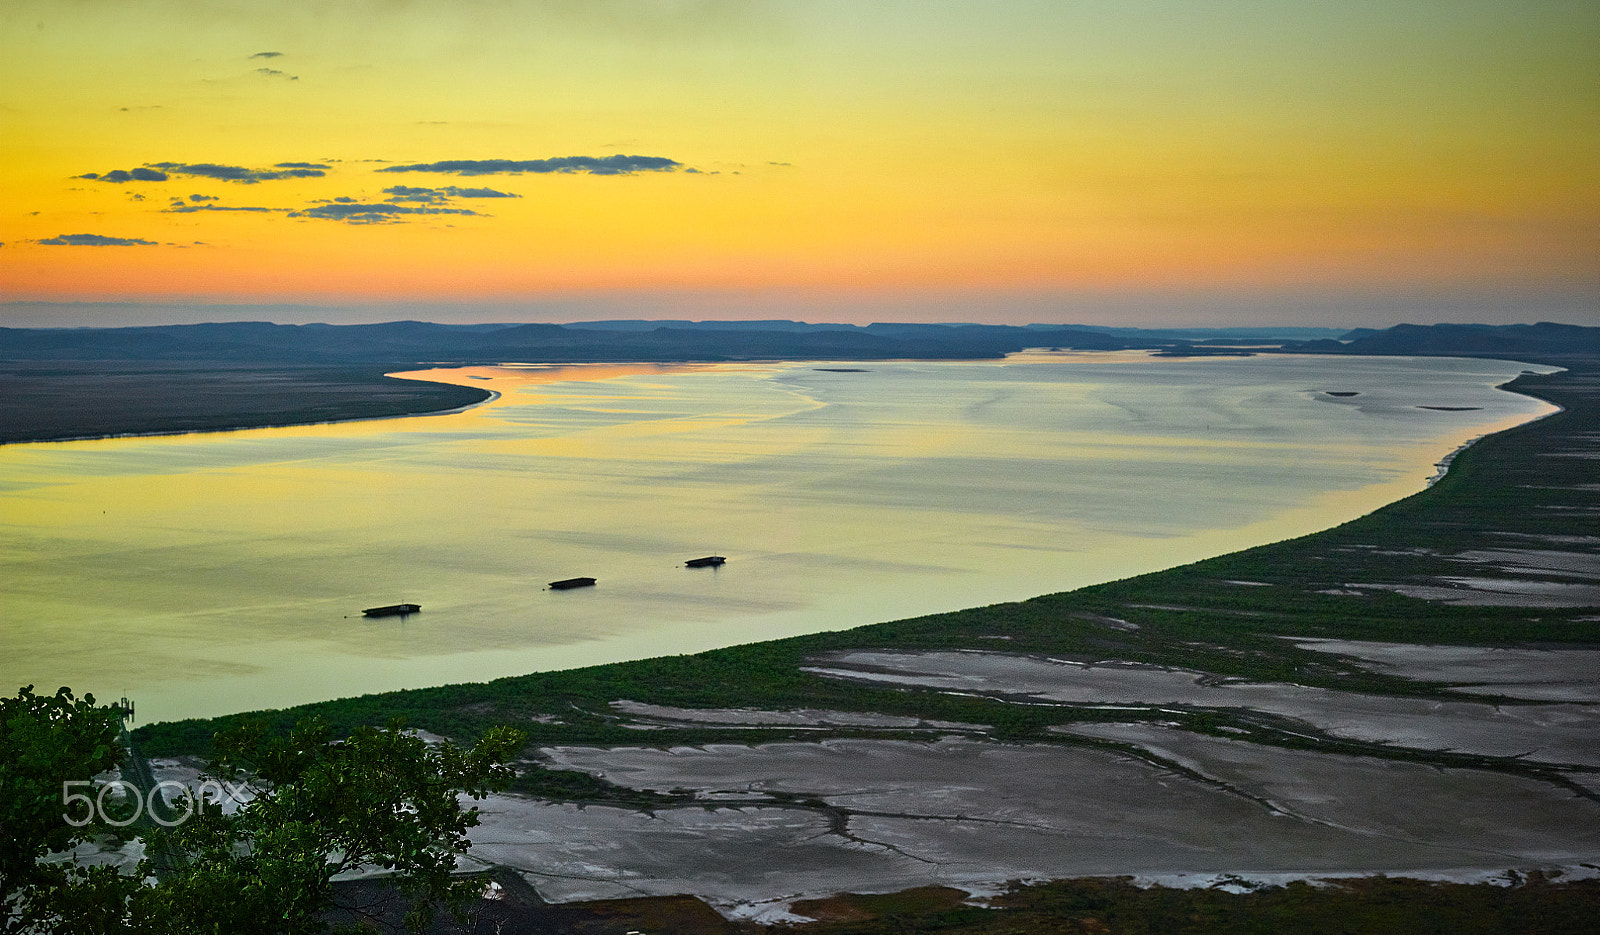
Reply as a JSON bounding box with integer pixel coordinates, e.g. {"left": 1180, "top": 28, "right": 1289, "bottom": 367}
{"left": 548, "top": 577, "right": 597, "bottom": 590}
{"left": 363, "top": 603, "right": 421, "bottom": 618}
{"left": 684, "top": 556, "right": 726, "bottom": 568}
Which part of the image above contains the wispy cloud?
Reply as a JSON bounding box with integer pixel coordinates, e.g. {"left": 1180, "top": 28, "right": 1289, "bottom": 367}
{"left": 375, "top": 155, "right": 681, "bottom": 177}
{"left": 256, "top": 68, "right": 299, "bottom": 80}
{"left": 381, "top": 184, "right": 520, "bottom": 203}
{"left": 37, "top": 233, "right": 157, "bottom": 246}
{"left": 287, "top": 202, "right": 481, "bottom": 225}
{"left": 78, "top": 167, "right": 169, "bottom": 183}
{"left": 249, "top": 51, "right": 283, "bottom": 59}
{"left": 146, "top": 162, "right": 327, "bottom": 183}
{"left": 163, "top": 197, "right": 276, "bottom": 214}
{"left": 78, "top": 162, "right": 329, "bottom": 184}
{"left": 281, "top": 183, "right": 511, "bottom": 222}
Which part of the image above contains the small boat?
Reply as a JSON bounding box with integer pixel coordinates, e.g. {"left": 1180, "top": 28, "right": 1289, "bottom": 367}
{"left": 684, "top": 556, "right": 726, "bottom": 568}
{"left": 548, "top": 577, "right": 596, "bottom": 590}
{"left": 363, "top": 603, "right": 420, "bottom": 617}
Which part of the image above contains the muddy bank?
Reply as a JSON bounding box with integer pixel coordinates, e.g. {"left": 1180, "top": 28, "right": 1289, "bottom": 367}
{"left": 467, "top": 734, "right": 1600, "bottom": 912}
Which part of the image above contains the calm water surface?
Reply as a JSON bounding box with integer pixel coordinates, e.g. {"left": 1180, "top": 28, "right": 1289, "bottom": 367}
{"left": 0, "top": 352, "right": 1557, "bottom": 723}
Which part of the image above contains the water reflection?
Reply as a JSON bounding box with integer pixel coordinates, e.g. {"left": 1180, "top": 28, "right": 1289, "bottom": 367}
{"left": 0, "top": 353, "right": 1558, "bottom": 722}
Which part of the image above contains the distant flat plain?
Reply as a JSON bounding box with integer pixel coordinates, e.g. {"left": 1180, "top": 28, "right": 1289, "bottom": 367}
{"left": 0, "top": 360, "right": 491, "bottom": 444}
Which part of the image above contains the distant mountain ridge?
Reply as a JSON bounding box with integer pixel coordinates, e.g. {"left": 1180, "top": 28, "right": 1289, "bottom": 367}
{"left": 1, "top": 319, "right": 1594, "bottom": 365}
{"left": 1286, "top": 322, "right": 1600, "bottom": 360}
{"left": 0, "top": 320, "right": 1147, "bottom": 363}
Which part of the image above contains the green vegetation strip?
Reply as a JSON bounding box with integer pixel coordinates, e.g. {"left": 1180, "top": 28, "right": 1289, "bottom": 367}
{"left": 767, "top": 875, "right": 1600, "bottom": 935}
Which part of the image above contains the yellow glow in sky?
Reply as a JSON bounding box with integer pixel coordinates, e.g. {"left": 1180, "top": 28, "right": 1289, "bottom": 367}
{"left": 1, "top": 1, "right": 1596, "bottom": 323}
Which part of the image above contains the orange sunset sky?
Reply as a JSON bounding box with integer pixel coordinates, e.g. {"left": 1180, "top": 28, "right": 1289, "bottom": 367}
{"left": 1, "top": 1, "right": 1596, "bottom": 327}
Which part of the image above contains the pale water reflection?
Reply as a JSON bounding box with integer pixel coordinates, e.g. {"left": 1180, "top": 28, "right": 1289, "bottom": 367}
{"left": 0, "top": 353, "right": 1558, "bottom": 723}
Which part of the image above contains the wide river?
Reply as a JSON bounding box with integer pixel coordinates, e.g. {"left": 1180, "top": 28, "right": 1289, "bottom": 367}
{"left": 0, "top": 352, "right": 1558, "bottom": 724}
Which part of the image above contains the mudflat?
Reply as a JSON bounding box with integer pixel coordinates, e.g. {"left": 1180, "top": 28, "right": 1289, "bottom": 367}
{"left": 0, "top": 361, "right": 491, "bottom": 444}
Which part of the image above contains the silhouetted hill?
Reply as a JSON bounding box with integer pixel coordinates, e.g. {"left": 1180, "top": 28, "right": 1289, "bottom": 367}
{"left": 1287, "top": 322, "right": 1600, "bottom": 360}
{"left": 564, "top": 318, "right": 860, "bottom": 332}
{"left": 1029, "top": 324, "right": 1354, "bottom": 341}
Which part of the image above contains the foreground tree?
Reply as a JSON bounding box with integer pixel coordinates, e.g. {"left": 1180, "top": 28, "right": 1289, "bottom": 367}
{"left": 0, "top": 686, "right": 142, "bottom": 935}
{"left": 0, "top": 685, "right": 524, "bottom": 934}
{"left": 148, "top": 716, "right": 525, "bottom": 934}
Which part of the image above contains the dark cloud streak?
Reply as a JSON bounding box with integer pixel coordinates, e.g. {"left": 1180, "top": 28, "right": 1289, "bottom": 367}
{"left": 38, "top": 233, "right": 157, "bottom": 246}
{"left": 79, "top": 162, "right": 328, "bottom": 184}
{"left": 79, "top": 167, "right": 169, "bottom": 183}
{"left": 147, "top": 162, "right": 326, "bottom": 183}
{"left": 376, "top": 155, "right": 681, "bottom": 177}
{"left": 163, "top": 204, "right": 276, "bottom": 214}
{"left": 288, "top": 203, "right": 481, "bottom": 225}
{"left": 382, "top": 184, "right": 519, "bottom": 202}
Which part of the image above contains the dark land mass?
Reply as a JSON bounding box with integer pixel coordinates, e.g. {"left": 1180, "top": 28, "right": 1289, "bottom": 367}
{"left": 1283, "top": 320, "right": 1600, "bottom": 364}
{"left": 0, "top": 361, "right": 492, "bottom": 445}
{"left": 6, "top": 321, "right": 1592, "bottom": 371}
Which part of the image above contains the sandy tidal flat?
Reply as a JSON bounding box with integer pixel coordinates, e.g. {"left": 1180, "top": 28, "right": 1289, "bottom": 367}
{"left": 468, "top": 734, "right": 1600, "bottom": 915}
{"left": 458, "top": 637, "right": 1600, "bottom": 915}
{"left": 804, "top": 650, "right": 1600, "bottom": 767}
